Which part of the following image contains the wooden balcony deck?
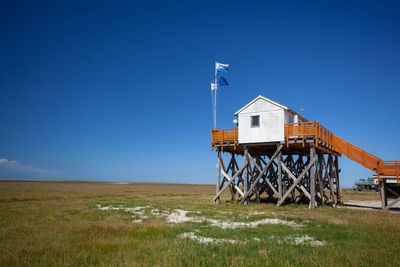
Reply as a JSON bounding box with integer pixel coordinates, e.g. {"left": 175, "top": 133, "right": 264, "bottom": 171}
{"left": 211, "top": 122, "right": 336, "bottom": 153}
{"left": 211, "top": 121, "right": 400, "bottom": 180}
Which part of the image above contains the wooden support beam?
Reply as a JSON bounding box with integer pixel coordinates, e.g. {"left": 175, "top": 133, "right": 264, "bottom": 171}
{"left": 386, "top": 186, "right": 400, "bottom": 198}
{"left": 248, "top": 153, "right": 279, "bottom": 197}
{"left": 277, "top": 157, "right": 316, "bottom": 207}
{"left": 220, "top": 154, "right": 235, "bottom": 199}
{"left": 309, "top": 145, "right": 316, "bottom": 209}
{"left": 385, "top": 195, "right": 400, "bottom": 210}
{"left": 220, "top": 169, "right": 244, "bottom": 198}
{"left": 213, "top": 161, "right": 247, "bottom": 202}
{"left": 334, "top": 156, "right": 341, "bottom": 204}
{"left": 281, "top": 160, "right": 312, "bottom": 200}
{"left": 214, "top": 150, "right": 221, "bottom": 204}
{"left": 239, "top": 144, "right": 283, "bottom": 204}
{"left": 247, "top": 163, "right": 256, "bottom": 200}
{"left": 229, "top": 154, "right": 237, "bottom": 200}
{"left": 243, "top": 147, "right": 249, "bottom": 204}
{"left": 327, "top": 155, "right": 335, "bottom": 205}
{"left": 278, "top": 151, "right": 282, "bottom": 201}
{"left": 316, "top": 152, "right": 324, "bottom": 206}
{"left": 380, "top": 181, "right": 387, "bottom": 209}
{"left": 254, "top": 157, "right": 262, "bottom": 203}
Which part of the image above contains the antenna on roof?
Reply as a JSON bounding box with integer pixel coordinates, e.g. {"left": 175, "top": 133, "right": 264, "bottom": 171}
{"left": 299, "top": 98, "right": 304, "bottom": 116}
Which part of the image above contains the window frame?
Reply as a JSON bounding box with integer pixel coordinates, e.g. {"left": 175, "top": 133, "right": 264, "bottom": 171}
{"left": 251, "top": 115, "right": 260, "bottom": 128}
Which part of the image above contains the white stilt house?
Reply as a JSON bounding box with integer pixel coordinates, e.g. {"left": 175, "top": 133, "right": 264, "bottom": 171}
{"left": 234, "top": 95, "right": 307, "bottom": 144}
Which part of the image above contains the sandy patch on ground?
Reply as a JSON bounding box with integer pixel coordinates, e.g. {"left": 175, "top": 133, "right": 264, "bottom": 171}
{"left": 283, "top": 235, "right": 327, "bottom": 247}
{"left": 342, "top": 200, "right": 400, "bottom": 210}
{"left": 166, "top": 209, "right": 203, "bottom": 223}
{"left": 97, "top": 204, "right": 327, "bottom": 246}
{"left": 178, "top": 232, "right": 326, "bottom": 246}
{"left": 96, "top": 205, "right": 150, "bottom": 219}
{"left": 97, "top": 205, "right": 302, "bottom": 228}
{"left": 178, "top": 232, "right": 237, "bottom": 244}
{"left": 166, "top": 209, "right": 302, "bottom": 228}
{"left": 207, "top": 218, "right": 301, "bottom": 229}
{"left": 96, "top": 204, "right": 149, "bottom": 212}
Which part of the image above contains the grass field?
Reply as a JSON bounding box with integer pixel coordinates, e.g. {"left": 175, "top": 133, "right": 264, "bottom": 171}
{"left": 0, "top": 181, "right": 399, "bottom": 266}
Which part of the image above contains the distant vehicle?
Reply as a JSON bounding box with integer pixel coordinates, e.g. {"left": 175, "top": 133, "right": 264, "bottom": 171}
{"left": 354, "top": 178, "right": 378, "bottom": 192}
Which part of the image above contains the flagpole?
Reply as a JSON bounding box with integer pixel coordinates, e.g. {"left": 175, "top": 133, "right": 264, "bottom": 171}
{"left": 214, "top": 61, "right": 218, "bottom": 130}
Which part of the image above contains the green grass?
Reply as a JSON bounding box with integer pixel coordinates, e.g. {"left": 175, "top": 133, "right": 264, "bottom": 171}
{"left": 0, "top": 181, "right": 399, "bottom": 266}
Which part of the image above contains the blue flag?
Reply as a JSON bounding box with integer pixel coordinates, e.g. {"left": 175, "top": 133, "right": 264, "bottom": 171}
{"left": 218, "top": 76, "right": 229, "bottom": 86}
{"left": 216, "top": 62, "right": 229, "bottom": 72}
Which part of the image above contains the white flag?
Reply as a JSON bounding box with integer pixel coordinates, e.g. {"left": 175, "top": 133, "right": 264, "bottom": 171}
{"left": 211, "top": 83, "right": 218, "bottom": 91}
{"left": 216, "top": 62, "right": 229, "bottom": 72}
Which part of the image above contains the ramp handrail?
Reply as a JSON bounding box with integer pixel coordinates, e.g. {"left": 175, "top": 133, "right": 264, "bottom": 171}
{"left": 332, "top": 135, "right": 381, "bottom": 173}
{"left": 285, "top": 122, "right": 381, "bottom": 172}
{"left": 285, "top": 122, "right": 400, "bottom": 180}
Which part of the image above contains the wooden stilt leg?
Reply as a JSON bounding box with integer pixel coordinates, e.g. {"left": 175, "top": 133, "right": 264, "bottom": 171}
{"left": 380, "top": 181, "right": 387, "bottom": 209}
{"left": 310, "top": 145, "right": 316, "bottom": 209}
{"left": 230, "top": 154, "right": 236, "bottom": 201}
{"left": 243, "top": 147, "right": 249, "bottom": 204}
{"left": 335, "top": 156, "right": 341, "bottom": 205}
{"left": 328, "top": 156, "right": 336, "bottom": 206}
{"left": 316, "top": 152, "right": 324, "bottom": 206}
{"left": 214, "top": 149, "right": 221, "bottom": 204}
{"left": 278, "top": 151, "right": 282, "bottom": 202}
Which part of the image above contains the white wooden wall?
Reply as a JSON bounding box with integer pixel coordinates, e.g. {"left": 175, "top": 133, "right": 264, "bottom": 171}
{"left": 238, "top": 98, "right": 285, "bottom": 144}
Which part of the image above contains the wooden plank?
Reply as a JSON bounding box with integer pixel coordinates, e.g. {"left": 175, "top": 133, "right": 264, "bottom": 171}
{"left": 328, "top": 155, "right": 336, "bottom": 205}
{"left": 254, "top": 157, "right": 262, "bottom": 203}
{"left": 248, "top": 153, "right": 279, "bottom": 197}
{"left": 243, "top": 147, "right": 248, "bottom": 204}
{"left": 334, "top": 156, "right": 341, "bottom": 204}
{"left": 385, "top": 195, "right": 400, "bottom": 210}
{"left": 281, "top": 160, "right": 312, "bottom": 200}
{"left": 230, "top": 154, "right": 237, "bottom": 199}
{"left": 213, "top": 161, "right": 247, "bottom": 202}
{"left": 247, "top": 165, "right": 256, "bottom": 201}
{"left": 316, "top": 152, "right": 325, "bottom": 206}
{"left": 310, "top": 145, "right": 316, "bottom": 209}
{"left": 214, "top": 150, "right": 221, "bottom": 204}
{"left": 220, "top": 154, "right": 235, "bottom": 199}
{"left": 386, "top": 186, "right": 400, "bottom": 198}
{"left": 277, "top": 151, "right": 282, "bottom": 201}
{"left": 220, "top": 169, "right": 244, "bottom": 197}
{"left": 231, "top": 155, "right": 241, "bottom": 201}
{"left": 277, "top": 157, "right": 316, "bottom": 207}
{"left": 380, "top": 182, "right": 387, "bottom": 209}
{"left": 239, "top": 144, "right": 283, "bottom": 204}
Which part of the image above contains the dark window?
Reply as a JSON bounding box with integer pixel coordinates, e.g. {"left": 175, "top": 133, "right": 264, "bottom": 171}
{"left": 251, "top": 115, "right": 260, "bottom": 127}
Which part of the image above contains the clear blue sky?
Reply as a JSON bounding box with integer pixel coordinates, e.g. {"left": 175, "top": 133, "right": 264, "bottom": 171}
{"left": 1, "top": 1, "right": 399, "bottom": 187}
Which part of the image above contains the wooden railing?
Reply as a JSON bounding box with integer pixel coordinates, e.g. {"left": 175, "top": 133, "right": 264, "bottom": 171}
{"left": 211, "top": 128, "right": 238, "bottom": 150}
{"left": 285, "top": 122, "right": 381, "bottom": 173}
{"left": 285, "top": 121, "right": 334, "bottom": 148}
{"left": 211, "top": 122, "right": 400, "bottom": 180}
{"left": 377, "top": 161, "right": 400, "bottom": 184}
{"left": 332, "top": 135, "right": 381, "bottom": 173}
